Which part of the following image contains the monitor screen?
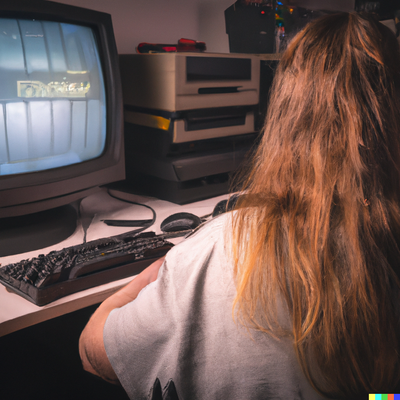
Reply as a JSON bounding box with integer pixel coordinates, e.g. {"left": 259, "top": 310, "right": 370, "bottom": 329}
{"left": 0, "top": 19, "right": 106, "bottom": 176}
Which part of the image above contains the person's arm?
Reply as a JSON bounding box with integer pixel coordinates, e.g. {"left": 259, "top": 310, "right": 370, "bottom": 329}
{"left": 78, "top": 256, "right": 166, "bottom": 384}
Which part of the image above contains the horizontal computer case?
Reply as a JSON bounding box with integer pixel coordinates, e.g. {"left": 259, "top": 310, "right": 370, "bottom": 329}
{"left": 118, "top": 52, "right": 280, "bottom": 204}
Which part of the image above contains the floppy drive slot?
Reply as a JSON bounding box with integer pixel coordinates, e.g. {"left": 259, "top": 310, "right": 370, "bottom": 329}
{"left": 185, "top": 111, "right": 246, "bottom": 131}
{"left": 173, "top": 111, "right": 255, "bottom": 143}
{"left": 198, "top": 87, "right": 241, "bottom": 94}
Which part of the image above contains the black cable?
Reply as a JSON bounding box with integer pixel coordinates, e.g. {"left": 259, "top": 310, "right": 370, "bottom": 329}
{"left": 79, "top": 199, "right": 94, "bottom": 244}
{"left": 102, "top": 190, "right": 157, "bottom": 235}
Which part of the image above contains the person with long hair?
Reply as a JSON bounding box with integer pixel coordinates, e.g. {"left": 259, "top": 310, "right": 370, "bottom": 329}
{"left": 79, "top": 12, "right": 400, "bottom": 399}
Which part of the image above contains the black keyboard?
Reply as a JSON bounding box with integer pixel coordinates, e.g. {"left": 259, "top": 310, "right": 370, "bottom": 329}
{"left": 0, "top": 231, "right": 175, "bottom": 306}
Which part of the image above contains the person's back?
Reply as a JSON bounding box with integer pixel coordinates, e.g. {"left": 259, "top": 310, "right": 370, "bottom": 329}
{"left": 104, "top": 214, "right": 328, "bottom": 399}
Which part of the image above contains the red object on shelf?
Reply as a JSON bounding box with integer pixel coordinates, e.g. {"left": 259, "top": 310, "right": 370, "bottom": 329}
{"left": 136, "top": 38, "right": 206, "bottom": 53}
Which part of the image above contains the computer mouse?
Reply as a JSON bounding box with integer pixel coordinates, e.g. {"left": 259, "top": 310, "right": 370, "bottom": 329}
{"left": 160, "top": 212, "right": 202, "bottom": 233}
{"left": 212, "top": 194, "right": 240, "bottom": 217}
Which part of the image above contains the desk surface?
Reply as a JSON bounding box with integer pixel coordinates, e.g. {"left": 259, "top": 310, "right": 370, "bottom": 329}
{"left": 0, "top": 188, "right": 228, "bottom": 337}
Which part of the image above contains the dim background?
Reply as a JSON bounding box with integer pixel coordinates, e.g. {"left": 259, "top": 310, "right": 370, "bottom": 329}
{"left": 49, "top": 0, "right": 355, "bottom": 54}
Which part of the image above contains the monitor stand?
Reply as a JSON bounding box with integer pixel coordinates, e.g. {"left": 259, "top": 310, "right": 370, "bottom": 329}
{"left": 0, "top": 205, "right": 78, "bottom": 257}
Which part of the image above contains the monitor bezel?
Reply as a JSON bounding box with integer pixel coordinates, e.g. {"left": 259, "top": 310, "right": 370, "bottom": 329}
{"left": 0, "top": 0, "right": 124, "bottom": 216}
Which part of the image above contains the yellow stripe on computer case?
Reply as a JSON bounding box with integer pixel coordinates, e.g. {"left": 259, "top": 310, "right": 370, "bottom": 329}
{"left": 124, "top": 111, "right": 170, "bottom": 131}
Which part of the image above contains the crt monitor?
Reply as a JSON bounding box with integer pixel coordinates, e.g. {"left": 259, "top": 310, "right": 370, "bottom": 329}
{"left": 0, "top": 0, "right": 125, "bottom": 256}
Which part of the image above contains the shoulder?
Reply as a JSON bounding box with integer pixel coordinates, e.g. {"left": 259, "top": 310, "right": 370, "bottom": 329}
{"left": 184, "top": 212, "right": 230, "bottom": 240}
{"left": 136, "top": 212, "right": 235, "bottom": 305}
{"left": 164, "top": 213, "right": 232, "bottom": 268}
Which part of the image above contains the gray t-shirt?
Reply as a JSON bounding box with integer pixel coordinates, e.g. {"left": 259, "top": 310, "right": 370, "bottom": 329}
{"left": 103, "top": 214, "right": 327, "bottom": 400}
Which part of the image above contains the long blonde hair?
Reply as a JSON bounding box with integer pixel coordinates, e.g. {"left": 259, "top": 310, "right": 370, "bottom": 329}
{"left": 232, "top": 12, "right": 400, "bottom": 398}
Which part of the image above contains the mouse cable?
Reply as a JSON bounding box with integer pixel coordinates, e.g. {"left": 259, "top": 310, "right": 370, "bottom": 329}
{"left": 101, "top": 189, "right": 156, "bottom": 235}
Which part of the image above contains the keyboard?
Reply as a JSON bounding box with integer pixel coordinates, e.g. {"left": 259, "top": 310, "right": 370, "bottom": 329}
{"left": 0, "top": 231, "right": 175, "bottom": 306}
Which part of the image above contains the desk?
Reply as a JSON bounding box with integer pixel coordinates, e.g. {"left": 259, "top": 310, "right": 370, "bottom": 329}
{"left": 0, "top": 188, "right": 228, "bottom": 337}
